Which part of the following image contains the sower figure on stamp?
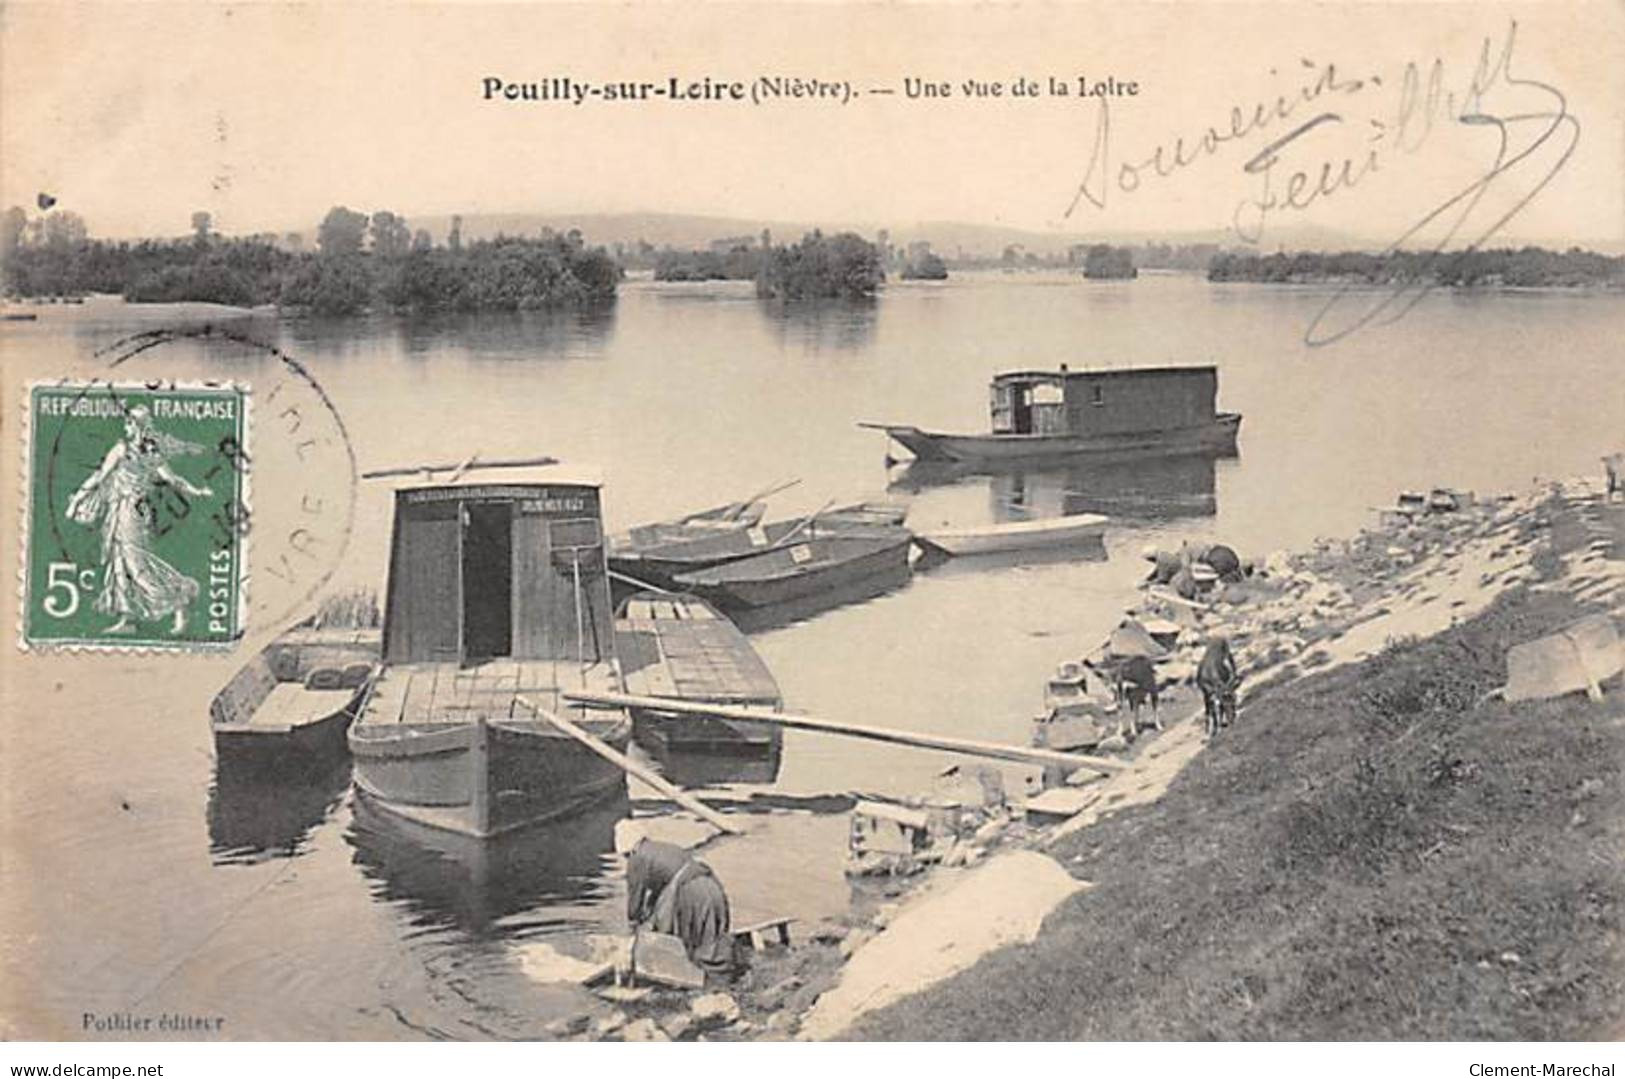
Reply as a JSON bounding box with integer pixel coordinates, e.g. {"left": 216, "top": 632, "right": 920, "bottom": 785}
{"left": 64, "top": 405, "right": 213, "bottom": 635}
{"left": 624, "top": 837, "right": 738, "bottom": 982}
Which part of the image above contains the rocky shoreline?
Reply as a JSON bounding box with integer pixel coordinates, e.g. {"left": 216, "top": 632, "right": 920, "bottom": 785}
{"left": 542, "top": 472, "right": 1623, "bottom": 1041}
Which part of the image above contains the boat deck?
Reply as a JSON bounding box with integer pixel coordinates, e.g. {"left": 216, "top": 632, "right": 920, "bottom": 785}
{"left": 279, "top": 626, "right": 381, "bottom": 650}
{"left": 620, "top": 596, "right": 780, "bottom": 705}
{"left": 244, "top": 684, "right": 357, "bottom": 730}
{"left": 358, "top": 659, "right": 621, "bottom": 726}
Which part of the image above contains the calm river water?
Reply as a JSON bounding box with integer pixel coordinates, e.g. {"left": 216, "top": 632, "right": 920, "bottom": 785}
{"left": 4, "top": 271, "right": 1620, "bottom": 1037}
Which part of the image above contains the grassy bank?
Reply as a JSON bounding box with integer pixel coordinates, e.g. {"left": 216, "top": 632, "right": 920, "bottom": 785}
{"left": 843, "top": 585, "right": 1625, "bottom": 1039}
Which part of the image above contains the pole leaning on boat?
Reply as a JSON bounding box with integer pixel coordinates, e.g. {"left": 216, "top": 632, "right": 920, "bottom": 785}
{"left": 517, "top": 697, "right": 746, "bottom": 836}
{"left": 562, "top": 690, "right": 1126, "bottom": 775}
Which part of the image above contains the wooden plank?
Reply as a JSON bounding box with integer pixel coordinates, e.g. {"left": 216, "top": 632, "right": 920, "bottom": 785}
{"left": 361, "top": 455, "right": 560, "bottom": 479}
{"left": 517, "top": 696, "right": 746, "bottom": 835}
{"left": 563, "top": 691, "right": 1126, "bottom": 773}
{"left": 734, "top": 917, "right": 794, "bottom": 950}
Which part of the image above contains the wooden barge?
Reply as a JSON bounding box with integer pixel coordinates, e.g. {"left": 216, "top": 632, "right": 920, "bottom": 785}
{"left": 864, "top": 364, "right": 1241, "bottom": 465}
{"left": 616, "top": 591, "right": 783, "bottom": 755}
{"left": 348, "top": 467, "right": 633, "bottom": 839}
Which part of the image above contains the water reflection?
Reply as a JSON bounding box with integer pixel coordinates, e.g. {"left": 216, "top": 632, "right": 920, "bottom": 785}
{"left": 891, "top": 454, "right": 1219, "bottom": 520}
{"left": 345, "top": 792, "right": 627, "bottom": 939}
{"left": 642, "top": 739, "right": 784, "bottom": 788}
{"left": 208, "top": 760, "right": 352, "bottom": 865}
{"left": 760, "top": 298, "right": 878, "bottom": 353}
{"left": 731, "top": 563, "right": 913, "bottom": 633}
{"left": 282, "top": 305, "right": 617, "bottom": 362}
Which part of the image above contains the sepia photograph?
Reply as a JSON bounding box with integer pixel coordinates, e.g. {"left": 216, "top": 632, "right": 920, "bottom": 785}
{"left": 1, "top": 0, "right": 1623, "bottom": 1068}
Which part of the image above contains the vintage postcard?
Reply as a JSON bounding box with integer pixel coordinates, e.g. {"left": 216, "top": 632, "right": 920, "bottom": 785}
{"left": 2, "top": 0, "right": 1623, "bottom": 1063}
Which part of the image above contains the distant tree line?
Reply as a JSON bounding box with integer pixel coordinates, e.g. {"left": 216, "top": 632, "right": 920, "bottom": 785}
{"left": 1081, "top": 244, "right": 1137, "bottom": 280}
{"left": 1132, "top": 243, "right": 1221, "bottom": 271}
{"left": 1208, "top": 247, "right": 1625, "bottom": 288}
{"left": 1, "top": 205, "right": 620, "bottom": 314}
{"left": 756, "top": 231, "right": 884, "bottom": 300}
{"left": 653, "top": 245, "right": 764, "bottom": 282}
{"left": 900, "top": 252, "right": 948, "bottom": 280}
{"left": 651, "top": 232, "right": 886, "bottom": 300}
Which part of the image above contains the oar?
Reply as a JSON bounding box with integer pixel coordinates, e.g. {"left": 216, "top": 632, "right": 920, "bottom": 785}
{"left": 767, "top": 498, "right": 837, "bottom": 551}
{"left": 608, "top": 568, "right": 677, "bottom": 595}
{"left": 720, "top": 477, "right": 802, "bottom": 520}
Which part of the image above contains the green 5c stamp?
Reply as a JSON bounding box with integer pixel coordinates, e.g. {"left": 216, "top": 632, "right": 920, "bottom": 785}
{"left": 22, "top": 382, "right": 249, "bottom": 650}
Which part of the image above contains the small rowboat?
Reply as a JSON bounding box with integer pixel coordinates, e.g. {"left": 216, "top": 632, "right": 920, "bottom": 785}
{"left": 610, "top": 498, "right": 769, "bottom": 554}
{"left": 673, "top": 528, "right": 914, "bottom": 610}
{"left": 617, "top": 592, "right": 783, "bottom": 755}
{"left": 611, "top": 516, "right": 811, "bottom": 587}
{"left": 210, "top": 625, "right": 379, "bottom": 775}
{"left": 914, "top": 512, "right": 1108, "bottom": 557}
{"left": 611, "top": 503, "right": 894, "bottom": 591}
{"left": 821, "top": 501, "right": 908, "bottom": 528}
{"left": 609, "top": 479, "right": 800, "bottom": 557}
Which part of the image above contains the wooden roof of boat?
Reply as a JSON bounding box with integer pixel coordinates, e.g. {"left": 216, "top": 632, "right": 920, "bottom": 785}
{"left": 617, "top": 594, "right": 781, "bottom": 706}
{"left": 992, "top": 364, "right": 1217, "bottom": 384}
{"left": 387, "top": 466, "right": 603, "bottom": 494}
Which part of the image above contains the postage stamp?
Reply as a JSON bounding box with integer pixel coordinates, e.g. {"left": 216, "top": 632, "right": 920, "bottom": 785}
{"left": 20, "top": 381, "right": 250, "bottom": 650}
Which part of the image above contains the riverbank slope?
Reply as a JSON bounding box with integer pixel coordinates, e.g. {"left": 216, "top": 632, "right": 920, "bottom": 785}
{"left": 836, "top": 490, "right": 1625, "bottom": 1039}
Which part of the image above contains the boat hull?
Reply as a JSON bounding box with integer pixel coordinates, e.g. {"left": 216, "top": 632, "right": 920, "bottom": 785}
{"left": 914, "top": 514, "right": 1108, "bottom": 557}
{"left": 214, "top": 706, "right": 356, "bottom": 777}
{"left": 210, "top": 628, "right": 379, "bottom": 778}
{"left": 880, "top": 412, "right": 1242, "bottom": 464}
{"left": 674, "top": 532, "right": 913, "bottom": 609}
{"left": 633, "top": 708, "right": 782, "bottom": 754}
{"left": 348, "top": 714, "right": 631, "bottom": 839}
{"left": 608, "top": 500, "right": 768, "bottom": 556}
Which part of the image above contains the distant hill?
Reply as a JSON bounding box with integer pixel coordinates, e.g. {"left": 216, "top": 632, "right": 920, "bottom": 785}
{"left": 404, "top": 212, "right": 1373, "bottom": 259}
{"left": 276, "top": 210, "right": 1615, "bottom": 260}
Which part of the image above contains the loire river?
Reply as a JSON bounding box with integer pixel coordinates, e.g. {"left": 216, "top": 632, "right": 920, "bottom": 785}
{"left": 4, "top": 271, "right": 1619, "bottom": 1038}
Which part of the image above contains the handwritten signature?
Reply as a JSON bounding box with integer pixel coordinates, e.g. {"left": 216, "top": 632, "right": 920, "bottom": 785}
{"left": 1065, "top": 20, "right": 1582, "bottom": 347}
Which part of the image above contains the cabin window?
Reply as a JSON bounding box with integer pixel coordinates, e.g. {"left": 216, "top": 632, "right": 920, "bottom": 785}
{"left": 461, "top": 502, "right": 514, "bottom": 661}
{"left": 1091, "top": 384, "right": 1105, "bottom": 407}
{"left": 990, "top": 383, "right": 1014, "bottom": 433}
{"left": 548, "top": 517, "right": 602, "bottom": 550}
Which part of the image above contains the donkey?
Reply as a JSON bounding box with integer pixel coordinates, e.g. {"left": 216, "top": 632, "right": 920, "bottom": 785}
{"left": 1196, "top": 637, "right": 1239, "bottom": 738}
{"left": 1113, "top": 655, "right": 1161, "bottom": 739}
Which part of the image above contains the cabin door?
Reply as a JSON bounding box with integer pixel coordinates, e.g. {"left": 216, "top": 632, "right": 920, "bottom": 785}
{"left": 1011, "top": 386, "right": 1034, "bottom": 434}
{"left": 461, "top": 502, "right": 513, "bottom": 661}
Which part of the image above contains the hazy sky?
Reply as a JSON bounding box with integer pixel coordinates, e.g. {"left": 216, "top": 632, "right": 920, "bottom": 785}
{"left": 2, "top": 1, "right": 1620, "bottom": 248}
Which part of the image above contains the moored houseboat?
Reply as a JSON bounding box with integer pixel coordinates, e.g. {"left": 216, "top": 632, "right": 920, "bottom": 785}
{"left": 348, "top": 466, "right": 633, "bottom": 839}
{"left": 863, "top": 364, "right": 1241, "bottom": 465}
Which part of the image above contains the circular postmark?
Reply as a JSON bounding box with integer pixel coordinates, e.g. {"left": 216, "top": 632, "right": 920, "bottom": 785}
{"left": 21, "top": 325, "right": 357, "bottom": 649}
